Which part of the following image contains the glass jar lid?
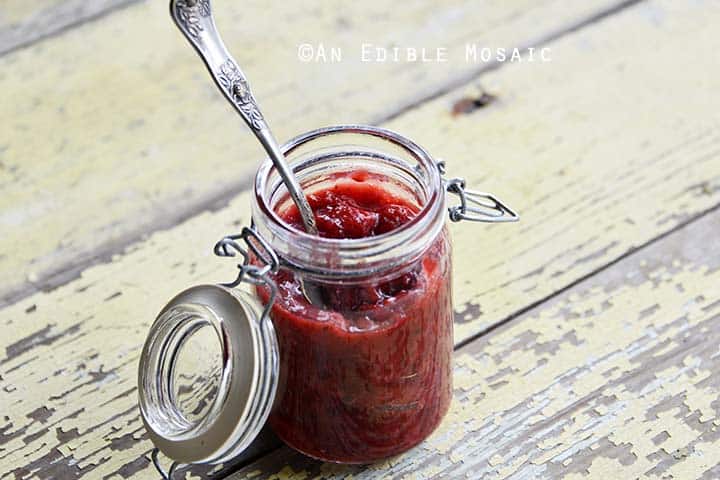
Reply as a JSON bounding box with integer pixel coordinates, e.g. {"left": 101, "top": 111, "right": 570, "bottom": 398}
{"left": 138, "top": 284, "right": 278, "bottom": 468}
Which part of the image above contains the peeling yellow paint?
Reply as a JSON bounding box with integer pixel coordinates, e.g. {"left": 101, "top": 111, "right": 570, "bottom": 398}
{"left": 488, "top": 454, "right": 503, "bottom": 467}
{"left": 562, "top": 457, "right": 626, "bottom": 480}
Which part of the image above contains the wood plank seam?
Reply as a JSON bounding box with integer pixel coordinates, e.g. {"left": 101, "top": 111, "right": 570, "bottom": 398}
{"left": 0, "top": 0, "right": 141, "bottom": 57}
{"left": 454, "top": 200, "right": 720, "bottom": 351}
{"left": 0, "top": 181, "right": 252, "bottom": 309}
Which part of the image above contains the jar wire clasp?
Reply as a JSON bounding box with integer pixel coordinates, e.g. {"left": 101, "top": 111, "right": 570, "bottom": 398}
{"left": 151, "top": 448, "right": 181, "bottom": 480}
{"left": 437, "top": 160, "right": 519, "bottom": 223}
{"left": 212, "top": 224, "right": 280, "bottom": 331}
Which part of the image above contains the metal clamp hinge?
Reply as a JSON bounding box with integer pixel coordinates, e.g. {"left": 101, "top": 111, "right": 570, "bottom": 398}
{"left": 213, "top": 225, "right": 279, "bottom": 319}
{"left": 437, "top": 160, "right": 519, "bottom": 223}
{"left": 151, "top": 448, "right": 182, "bottom": 480}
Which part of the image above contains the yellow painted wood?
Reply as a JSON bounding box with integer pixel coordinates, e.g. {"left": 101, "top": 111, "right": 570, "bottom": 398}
{"left": 226, "top": 188, "right": 720, "bottom": 479}
{"left": 0, "top": 0, "right": 631, "bottom": 305}
{"left": 397, "top": 0, "right": 720, "bottom": 343}
{"left": 1, "top": 0, "right": 720, "bottom": 478}
{"left": 0, "top": 0, "right": 136, "bottom": 55}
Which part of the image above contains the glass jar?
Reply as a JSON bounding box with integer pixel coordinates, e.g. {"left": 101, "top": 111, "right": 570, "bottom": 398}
{"left": 138, "top": 125, "right": 517, "bottom": 477}
{"left": 252, "top": 125, "right": 453, "bottom": 463}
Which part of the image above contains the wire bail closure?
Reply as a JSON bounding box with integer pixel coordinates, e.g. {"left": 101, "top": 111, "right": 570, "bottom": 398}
{"left": 151, "top": 449, "right": 180, "bottom": 480}
{"left": 437, "top": 160, "right": 519, "bottom": 223}
{"left": 213, "top": 225, "right": 280, "bottom": 321}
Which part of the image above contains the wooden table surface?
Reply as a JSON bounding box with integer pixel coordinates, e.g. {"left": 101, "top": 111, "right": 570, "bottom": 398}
{"left": 1, "top": 1, "right": 719, "bottom": 479}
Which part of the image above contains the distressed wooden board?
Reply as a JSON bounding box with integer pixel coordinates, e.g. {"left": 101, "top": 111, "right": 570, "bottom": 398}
{"left": 0, "top": 0, "right": 635, "bottom": 305}
{"left": 400, "top": 0, "right": 720, "bottom": 343}
{"left": 0, "top": 0, "right": 138, "bottom": 55}
{"left": 2, "top": 0, "right": 720, "bottom": 478}
{"left": 225, "top": 186, "right": 720, "bottom": 480}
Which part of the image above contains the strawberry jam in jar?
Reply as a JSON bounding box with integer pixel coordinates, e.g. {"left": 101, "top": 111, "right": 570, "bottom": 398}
{"left": 252, "top": 126, "right": 452, "bottom": 463}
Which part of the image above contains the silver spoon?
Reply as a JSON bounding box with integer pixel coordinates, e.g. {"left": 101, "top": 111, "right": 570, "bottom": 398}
{"left": 170, "top": 0, "right": 324, "bottom": 305}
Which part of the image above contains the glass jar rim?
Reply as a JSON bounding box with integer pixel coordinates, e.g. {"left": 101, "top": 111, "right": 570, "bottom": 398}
{"left": 251, "top": 124, "right": 445, "bottom": 281}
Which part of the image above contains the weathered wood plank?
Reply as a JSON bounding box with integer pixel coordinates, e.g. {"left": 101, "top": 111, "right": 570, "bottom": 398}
{"left": 0, "top": 0, "right": 138, "bottom": 55}
{"left": 0, "top": 0, "right": 634, "bottom": 305}
{"left": 225, "top": 188, "right": 720, "bottom": 480}
{"left": 2, "top": 0, "right": 720, "bottom": 478}
{"left": 389, "top": 0, "right": 720, "bottom": 342}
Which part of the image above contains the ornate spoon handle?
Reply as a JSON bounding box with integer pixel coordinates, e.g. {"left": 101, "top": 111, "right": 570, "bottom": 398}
{"left": 170, "top": 0, "right": 318, "bottom": 234}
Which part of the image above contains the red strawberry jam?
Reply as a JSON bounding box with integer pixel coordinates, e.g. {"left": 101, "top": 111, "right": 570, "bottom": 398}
{"left": 261, "top": 172, "right": 452, "bottom": 463}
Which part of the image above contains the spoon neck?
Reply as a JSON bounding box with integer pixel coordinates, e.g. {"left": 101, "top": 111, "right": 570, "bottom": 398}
{"left": 170, "top": 0, "right": 317, "bottom": 234}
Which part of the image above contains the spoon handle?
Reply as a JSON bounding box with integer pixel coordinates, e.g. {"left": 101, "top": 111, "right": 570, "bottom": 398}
{"left": 170, "top": 0, "right": 318, "bottom": 234}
